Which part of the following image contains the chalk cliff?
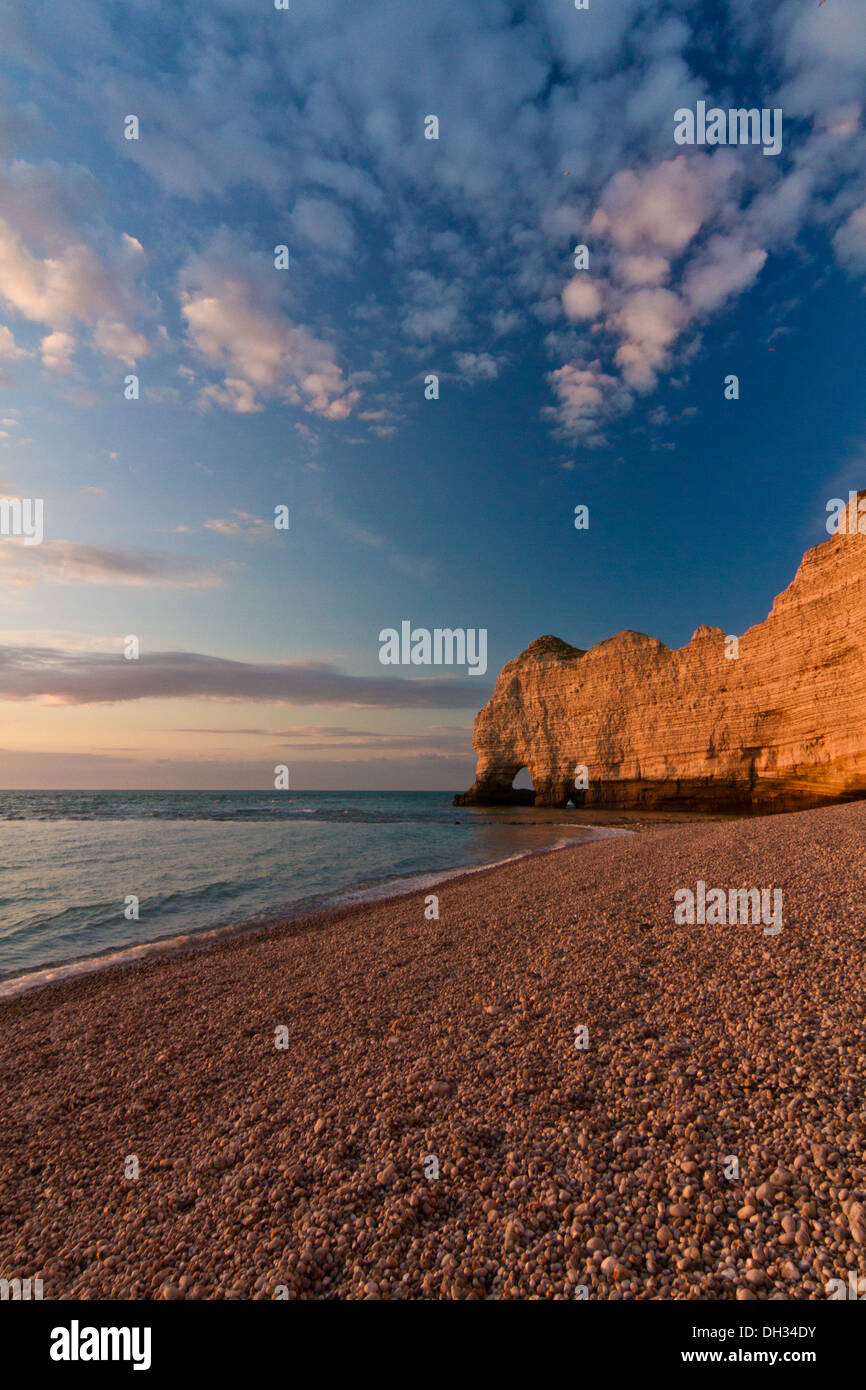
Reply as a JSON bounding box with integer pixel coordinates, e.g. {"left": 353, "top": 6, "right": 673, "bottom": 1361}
{"left": 456, "top": 502, "right": 866, "bottom": 811}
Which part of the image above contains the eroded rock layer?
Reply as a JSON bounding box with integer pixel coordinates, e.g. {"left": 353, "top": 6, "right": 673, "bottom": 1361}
{"left": 456, "top": 511, "right": 866, "bottom": 811}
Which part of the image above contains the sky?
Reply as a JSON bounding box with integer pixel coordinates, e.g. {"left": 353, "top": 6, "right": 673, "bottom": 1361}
{"left": 0, "top": 0, "right": 864, "bottom": 790}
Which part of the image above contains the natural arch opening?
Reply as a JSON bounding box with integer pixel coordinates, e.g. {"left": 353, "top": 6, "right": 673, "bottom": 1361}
{"left": 506, "top": 766, "right": 537, "bottom": 805}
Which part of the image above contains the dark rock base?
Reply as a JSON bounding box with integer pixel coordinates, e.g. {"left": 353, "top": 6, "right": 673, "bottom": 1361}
{"left": 454, "top": 776, "right": 866, "bottom": 814}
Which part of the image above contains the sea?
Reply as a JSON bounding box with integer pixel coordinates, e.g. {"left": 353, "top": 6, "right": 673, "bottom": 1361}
{"left": 0, "top": 789, "right": 623, "bottom": 993}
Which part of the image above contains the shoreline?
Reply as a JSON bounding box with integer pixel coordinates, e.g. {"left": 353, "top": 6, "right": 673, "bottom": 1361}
{"left": 0, "top": 822, "right": 632, "bottom": 1002}
{"left": 1, "top": 800, "right": 863, "bottom": 1300}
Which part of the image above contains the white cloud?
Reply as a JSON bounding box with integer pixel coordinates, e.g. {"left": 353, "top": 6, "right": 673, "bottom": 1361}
{"left": 0, "top": 540, "right": 223, "bottom": 588}
{"left": 0, "top": 160, "right": 150, "bottom": 363}
{"left": 401, "top": 271, "right": 465, "bottom": 343}
{"left": 589, "top": 157, "right": 720, "bottom": 255}
{"left": 0, "top": 324, "right": 30, "bottom": 360}
{"left": 203, "top": 510, "right": 273, "bottom": 540}
{"left": 198, "top": 377, "right": 261, "bottom": 415}
{"left": 610, "top": 288, "right": 686, "bottom": 392}
{"left": 91, "top": 318, "right": 149, "bottom": 366}
{"left": 683, "top": 237, "right": 767, "bottom": 315}
{"left": 180, "top": 232, "right": 359, "bottom": 419}
{"left": 562, "top": 277, "right": 603, "bottom": 321}
{"left": 40, "top": 329, "right": 75, "bottom": 372}
{"left": 289, "top": 196, "right": 357, "bottom": 269}
{"left": 618, "top": 254, "right": 670, "bottom": 287}
{"left": 4, "top": 0, "right": 866, "bottom": 444}
{"left": 454, "top": 351, "right": 502, "bottom": 382}
{"left": 833, "top": 203, "right": 866, "bottom": 273}
{"left": 543, "top": 360, "right": 632, "bottom": 444}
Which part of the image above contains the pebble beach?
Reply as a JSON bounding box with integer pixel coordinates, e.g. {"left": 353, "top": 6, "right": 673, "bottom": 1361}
{"left": 0, "top": 800, "right": 863, "bottom": 1300}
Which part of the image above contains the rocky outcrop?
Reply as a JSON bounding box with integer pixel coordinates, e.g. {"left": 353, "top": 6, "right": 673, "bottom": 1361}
{"left": 456, "top": 500, "right": 866, "bottom": 812}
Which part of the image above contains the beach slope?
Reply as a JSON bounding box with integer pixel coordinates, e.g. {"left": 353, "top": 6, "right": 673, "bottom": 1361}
{"left": 0, "top": 801, "right": 863, "bottom": 1300}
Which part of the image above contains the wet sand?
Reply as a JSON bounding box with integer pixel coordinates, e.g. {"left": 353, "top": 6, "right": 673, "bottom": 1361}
{"left": 0, "top": 800, "right": 863, "bottom": 1300}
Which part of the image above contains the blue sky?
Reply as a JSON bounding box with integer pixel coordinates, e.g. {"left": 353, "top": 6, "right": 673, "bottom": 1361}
{"left": 0, "top": 0, "right": 864, "bottom": 788}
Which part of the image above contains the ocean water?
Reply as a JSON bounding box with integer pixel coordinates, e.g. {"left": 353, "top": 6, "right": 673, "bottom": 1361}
{"left": 0, "top": 790, "right": 612, "bottom": 988}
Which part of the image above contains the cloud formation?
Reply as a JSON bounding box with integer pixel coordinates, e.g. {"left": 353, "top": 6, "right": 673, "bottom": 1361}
{"left": 0, "top": 159, "right": 150, "bottom": 368}
{"left": 0, "top": 541, "right": 222, "bottom": 588}
{"left": 0, "top": 645, "right": 487, "bottom": 708}
{"left": 203, "top": 511, "right": 274, "bottom": 541}
{"left": 172, "top": 723, "right": 471, "bottom": 755}
{"left": 1, "top": 0, "right": 865, "bottom": 441}
{"left": 180, "top": 232, "right": 360, "bottom": 419}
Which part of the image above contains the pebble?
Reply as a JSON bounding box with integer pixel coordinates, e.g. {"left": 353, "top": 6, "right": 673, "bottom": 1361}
{"left": 1, "top": 800, "right": 863, "bottom": 1301}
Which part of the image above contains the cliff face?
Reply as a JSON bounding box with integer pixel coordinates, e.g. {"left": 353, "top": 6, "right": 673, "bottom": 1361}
{"left": 456, "top": 507, "right": 866, "bottom": 811}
